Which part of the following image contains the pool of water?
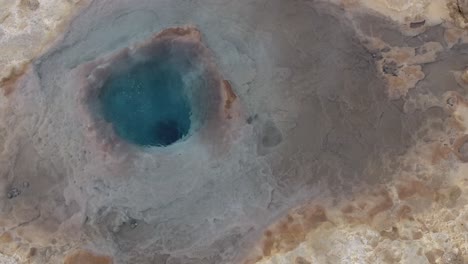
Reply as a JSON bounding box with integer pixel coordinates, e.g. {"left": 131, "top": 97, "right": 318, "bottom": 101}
{"left": 98, "top": 58, "right": 192, "bottom": 147}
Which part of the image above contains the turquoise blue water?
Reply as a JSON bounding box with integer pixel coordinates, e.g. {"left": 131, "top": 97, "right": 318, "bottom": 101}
{"left": 99, "top": 59, "right": 192, "bottom": 147}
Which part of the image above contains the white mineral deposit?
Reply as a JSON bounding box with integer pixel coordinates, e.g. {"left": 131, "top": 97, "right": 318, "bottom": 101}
{"left": 0, "top": 0, "right": 467, "bottom": 263}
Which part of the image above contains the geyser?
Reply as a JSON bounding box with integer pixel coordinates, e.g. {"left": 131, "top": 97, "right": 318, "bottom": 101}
{"left": 98, "top": 58, "right": 192, "bottom": 147}
{"left": 78, "top": 26, "right": 227, "bottom": 149}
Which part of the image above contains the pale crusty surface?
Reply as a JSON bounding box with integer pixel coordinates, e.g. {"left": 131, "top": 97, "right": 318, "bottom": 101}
{"left": 246, "top": 2, "right": 468, "bottom": 259}
{"left": 0, "top": 0, "right": 90, "bottom": 94}
{"left": 0, "top": 0, "right": 468, "bottom": 264}
{"left": 0, "top": 0, "right": 465, "bottom": 95}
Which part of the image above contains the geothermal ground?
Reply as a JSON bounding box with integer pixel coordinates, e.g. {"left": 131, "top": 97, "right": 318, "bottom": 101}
{"left": 0, "top": 0, "right": 468, "bottom": 264}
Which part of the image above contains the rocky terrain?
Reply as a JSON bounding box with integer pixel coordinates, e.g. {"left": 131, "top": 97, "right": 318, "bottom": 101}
{"left": 0, "top": 0, "right": 467, "bottom": 263}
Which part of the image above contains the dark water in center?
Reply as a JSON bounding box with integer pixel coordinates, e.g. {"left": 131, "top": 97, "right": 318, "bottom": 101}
{"left": 99, "top": 59, "right": 192, "bottom": 147}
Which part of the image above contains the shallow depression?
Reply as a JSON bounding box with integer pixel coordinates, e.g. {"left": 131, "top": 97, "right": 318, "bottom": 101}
{"left": 15, "top": 1, "right": 466, "bottom": 263}
{"left": 98, "top": 54, "right": 192, "bottom": 147}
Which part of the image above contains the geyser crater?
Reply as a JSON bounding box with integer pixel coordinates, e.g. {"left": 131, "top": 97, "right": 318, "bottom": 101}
{"left": 98, "top": 55, "right": 192, "bottom": 147}
{"left": 78, "top": 26, "right": 230, "bottom": 150}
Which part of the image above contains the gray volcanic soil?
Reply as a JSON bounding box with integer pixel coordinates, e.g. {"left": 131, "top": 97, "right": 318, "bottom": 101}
{"left": 1, "top": 0, "right": 467, "bottom": 263}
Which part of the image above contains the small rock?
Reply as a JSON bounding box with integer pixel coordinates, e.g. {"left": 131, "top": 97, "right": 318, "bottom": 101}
{"left": 247, "top": 114, "right": 258, "bottom": 124}
{"left": 129, "top": 219, "right": 138, "bottom": 229}
{"left": 446, "top": 96, "right": 457, "bottom": 107}
{"left": 7, "top": 188, "right": 20, "bottom": 199}
{"left": 410, "top": 20, "right": 425, "bottom": 29}
{"left": 382, "top": 61, "right": 399, "bottom": 76}
{"left": 461, "top": 68, "right": 468, "bottom": 84}
{"left": 460, "top": 0, "right": 468, "bottom": 18}
{"left": 371, "top": 52, "right": 383, "bottom": 60}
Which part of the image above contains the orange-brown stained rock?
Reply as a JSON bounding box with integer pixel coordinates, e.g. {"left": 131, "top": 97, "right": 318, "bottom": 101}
{"left": 298, "top": 206, "right": 328, "bottom": 229}
{"left": 339, "top": 0, "right": 359, "bottom": 8}
{"left": 223, "top": 80, "right": 237, "bottom": 119}
{"left": 385, "top": 65, "right": 425, "bottom": 99}
{"left": 367, "top": 187, "right": 394, "bottom": 217}
{"left": 258, "top": 206, "right": 328, "bottom": 260}
{"left": 401, "top": 65, "right": 424, "bottom": 78}
{"left": 425, "top": 249, "right": 445, "bottom": 264}
{"left": 1, "top": 64, "right": 29, "bottom": 96}
{"left": 157, "top": 26, "right": 201, "bottom": 40}
{"left": 295, "top": 256, "right": 312, "bottom": 264}
{"left": 396, "top": 180, "right": 432, "bottom": 200}
{"left": 244, "top": 205, "right": 329, "bottom": 264}
{"left": 339, "top": 186, "right": 396, "bottom": 223}
{"left": 431, "top": 143, "right": 452, "bottom": 164}
{"left": 64, "top": 250, "right": 113, "bottom": 264}
{"left": 341, "top": 204, "right": 355, "bottom": 214}
{"left": 395, "top": 204, "right": 413, "bottom": 220}
{"left": 412, "top": 231, "right": 423, "bottom": 240}
{"left": 389, "top": 50, "right": 412, "bottom": 63}
{"left": 28, "top": 247, "right": 37, "bottom": 257}
{"left": 0, "top": 232, "right": 13, "bottom": 243}
{"left": 461, "top": 68, "right": 468, "bottom": 84}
